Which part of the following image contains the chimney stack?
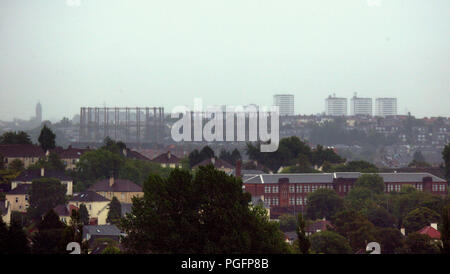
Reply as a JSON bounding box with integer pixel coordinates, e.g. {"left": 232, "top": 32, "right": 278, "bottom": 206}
{"left": 109, "top": 176, "right": 114, "bottom": 187}
{"left": 40, "top": 167, "right": 45, "bottom": 177}
{"left": 167, "top": 151, "right": 171, "bottom": 159}
{"left": 236, "top": 160, "right": 242, "bottom": 178}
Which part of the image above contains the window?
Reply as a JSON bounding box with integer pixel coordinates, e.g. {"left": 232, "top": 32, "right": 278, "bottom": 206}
{"left": 264, "top": 186, "right": 271, "bottom": 193}
{"left": 265, "top": 198, "right": 271, "bottom": 206}
{"left": 304, "top": 197, "right": 307, "bottom": 205}
{"left": 296, "top": 185, "right": 302, "bottom": 193}
{"left": 304, "top": 185, "right": 310, "bottom": 193}
{"left": 416, "top": 184, "right": 423, "bottom": 191}
{"left": 272, "top": 186, "right": 279, "bottom": 193}
{"left": 296, "top": 197, "right": 302, "bottom": 205}
{"left": 395, "top": 185, "right": 401, "bottom": 192}
{"left": 312, "top": 185, "right": 317, "bottom": 192}
{"left": 289, "top": 197, "right": 295, "bottom": 205}
{"left": 15, "top": 197, "right": 18, "bottom": 203}
{"left": 343, "top": 185, "right": 347, "bottom": 192}
{"left": 121, "top": 193, "right": 125, "bottom": 200}
{"left": 432, "top": 184, "right": 438, "bottom": 192}
{"left": 289, "top": 186, "right": 295, "bottom": 193}
{"left": 88, "top": 204, "right": 92, "bottom": 210}
{"left": 272, "top": 197, "right": 279, "bottom": 206}
{"left": 439, "top": 184, "right": 445, "bottom": 192}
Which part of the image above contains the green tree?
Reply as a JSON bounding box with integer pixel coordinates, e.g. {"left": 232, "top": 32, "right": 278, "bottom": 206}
{"left": 278, "top": 214, "right": 297, "bottom": 232}
{"left": 403, "top": 207, "right": 440, "bottom": 234}
{"left": 443, "top": 143, "right": 450, "bottom": 180}
{"left": 296, "top": 213, "right": 310, "bottom": 254}
{"left": 366, "top": 206, "right": 397, "bottom": 228}
{"left": 79, "top": 204, "right": 90, "bottom": 225}
{"left": 305, "top": 188, "right": 344, "bottom": 220}
{"left": 0, "top": 131, "right": 32, "bottom": 144}
{"left": 309, "top": 230, "right": 352, "bottom": 254}
{"left": 374, "top": 227, "right": 403, "bottom": 254}
{"left": 28, "top": 152, "right": 65, "bottom": 171}
{"left": 6, "top": 220, "right": 30, "bottom": 254}
{"left": 121, "top": 166, "right": 289, "bottom": 254}
{"left": 9, "top": 159, "right": 24, "bottom": 172}
{"left": 107, "top": 196, "right": 122, "bottom": 225}
{"left": 332, "top": 210, "right": 377, "bottom": 252}
{"left": 354, "top": 174, "right": 385, "bottom": 194}
{"left": 328, "top": 160, "right": 379, "bottom": 173}
{"left": 38, "top": 125, "right": 56, "bottom": 152}
{"left": 28, "top": 178, "right": 67, "bottom": 219}
{"left": 0, "top": 217, "right": 8, "bottom": 254}
{"left": 441, "top": 204, "right": 450, "bottom": 254}
{"left": 311, "top": 145, "right": 345, "bottom": 167}
{"left": 397, "top": 233, "right": 440, "bottom": 254}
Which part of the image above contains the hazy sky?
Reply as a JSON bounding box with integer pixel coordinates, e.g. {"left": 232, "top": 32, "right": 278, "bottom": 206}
{"left": 0, "top": 0, "right": 449, "bottom": 121}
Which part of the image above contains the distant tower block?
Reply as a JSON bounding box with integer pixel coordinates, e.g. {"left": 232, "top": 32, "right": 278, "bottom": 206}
{"left": 79, "top": 106, "right": 165, "bottom": 144}
{"left": 273, "top": 94, "right": 294, "bottom": 116}
{"left": 36, "top": 102, "right": 42, "bottom": 123}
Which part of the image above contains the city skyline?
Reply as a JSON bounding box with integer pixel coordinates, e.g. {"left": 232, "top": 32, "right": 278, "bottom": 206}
{"left": 1, "top": 0, "right": 449, "bottom": 121}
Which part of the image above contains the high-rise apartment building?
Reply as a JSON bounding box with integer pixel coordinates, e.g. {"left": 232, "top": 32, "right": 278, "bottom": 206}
{"left": 350, "top": 94, "right": 372, "bottom": 116}
{"left": 325, "top": 95, "right": 347, "bottom": 116}
{"left": 375, "top": 98, "right": 397, "bottom": 117}
{"left": 273, "top": 94, "right": 294, "bottom": 116}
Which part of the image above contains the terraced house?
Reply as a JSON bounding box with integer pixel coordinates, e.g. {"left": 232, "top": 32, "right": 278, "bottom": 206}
{"left": 243, "top": 172, "right": 448, "bottom": 218}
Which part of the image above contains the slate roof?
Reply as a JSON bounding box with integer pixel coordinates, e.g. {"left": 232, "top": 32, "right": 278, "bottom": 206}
{"left": 193, "top": 157, "right": 234, "bottom": 169}
{"left": 50, "top": 146, "right": 91, "bottom": 158}
{"left": 70, "top": 191, "right": 110, "bottom": 202}
{"left": 89, "top": 179, "right": 142, "bottom": 193}
{"left": 125, "top": 149, "right": 152, "bottom": 161}
{"left": 53, "top": 204, "right": 78, "bottom": 217}
{"left": 244, "top": 173, "right": 334, "bottom": 184}
{"left": 243, "top": 172, "right": 446, "bottom": 184}
{"left": 82, "top": 225, "right": 121, "bottom": 238}
{"left": 6, "top": 184, "right": 31, "bottom": 195}
{"left": 13, "top": 169, "right": 71, "bottom": 182}
{"left": 0, "top": 144, "right": 45, "bottom": 158}
{"left": 152, "top": 151, "right": 180, "bottom": 164}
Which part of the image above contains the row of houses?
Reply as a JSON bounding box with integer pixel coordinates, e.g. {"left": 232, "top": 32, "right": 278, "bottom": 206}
{"left": 2, "top": 166, "right": 143, "bottom": 226}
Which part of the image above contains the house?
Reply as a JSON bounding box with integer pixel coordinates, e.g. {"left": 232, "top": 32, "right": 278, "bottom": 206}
{"left": 88, "top": 177, "right": 143, "bottom": 204}
{"left": 82, "top": 224, "right": 122, "bottom": 246}
{"left": 1, "top": 200, "right": 11, "bottom": 225}
{"left": 193, "top": 157, "right": 234, "bottom": 173}
{"left": 50, "top": 146, "right": 91, "bottom": 170}
{"left": 52, "top": 204, "right": 79, "bottom": 225}
{"left": 417, "top": 223, "right": 441, "bottom": 240}
{"left": 305, "top": 219, "right": 333, "bottom": 236}
{"left": 69, "top": 191, "right": 111, "bottom": 225}
{"left": 5, "top": 184, "right": 31, "bottom": 212}
{"left": 243, "top": 172, "right": 447, "bottom": 218}
{"left": 11, "top": 167, "right": 73, "bottom": 196}
{"left": 0, "top": 144, "right": 45, "bottom": 169}
{"left": 152, "top": 151, "right": 181, "bottom": 168}
{"left": 123, "top": 148, "right": 152, "bottom": 162}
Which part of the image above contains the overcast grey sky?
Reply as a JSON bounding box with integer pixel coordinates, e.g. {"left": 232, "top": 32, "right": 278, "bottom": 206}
{"left": 0, "top": 0, "right": 449, "bottom": 121}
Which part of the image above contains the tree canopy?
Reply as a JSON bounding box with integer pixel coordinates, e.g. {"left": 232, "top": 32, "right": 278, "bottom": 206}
{"left": 38, "top": 125, "right": 56, "bottom": 151}
{"left": 120, "top": 166, "right": 289, "bottom": 254}
{"left": 0, "top": 131, "right": 32, "bottom": 145}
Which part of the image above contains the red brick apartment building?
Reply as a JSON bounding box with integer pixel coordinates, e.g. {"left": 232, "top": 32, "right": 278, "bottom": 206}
{"left": 243, "top": 172, "right": 448, "bottom": 218}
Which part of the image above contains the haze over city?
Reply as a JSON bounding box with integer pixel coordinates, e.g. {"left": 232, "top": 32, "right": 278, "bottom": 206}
{"left": 1, "top": 0, "right": 449, "bottom": 121}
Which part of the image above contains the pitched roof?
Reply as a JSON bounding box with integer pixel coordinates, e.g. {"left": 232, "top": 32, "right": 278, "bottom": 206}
{"left": 193, "top": 157, "right": 234, "bottom": 169}
{"left": 243, "top": 172, "right": 446, "bottom": 184}
{"left": 50, "top": 146, "right": 91, "bottom": 158}
{"left": 0, "top": 144, "right": 45, "bottom": 158}
{"left": 152, "top": 151, "right": 180, "bottom": 164}
{"left": 82, "top": 225, "right": 121, "bottom": 237}
{"left": 88, "top": 178, "right": 142, "bottom": 193}
{"left": 125, "top": 149, "right": 152, "bottom": 161}
{"left": 417, "top": 226, "right": 441, "bottom": 239}
{"left": 6, "top": 184, "right": 31, "bottom": 195}
{"left": 53, "top": 204, "right": 71, "bottom": 217}
{"left": 306, "top": 220, "right": 333, "bottom": 233}
{"left": 70, "top": 191, "right": 110, "bottom": 202}
{"left": 244, "top": 173, "right": 334, "bottom": 184}
{"left": 13, "top": 169, "right": 71, "bottom": 182}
